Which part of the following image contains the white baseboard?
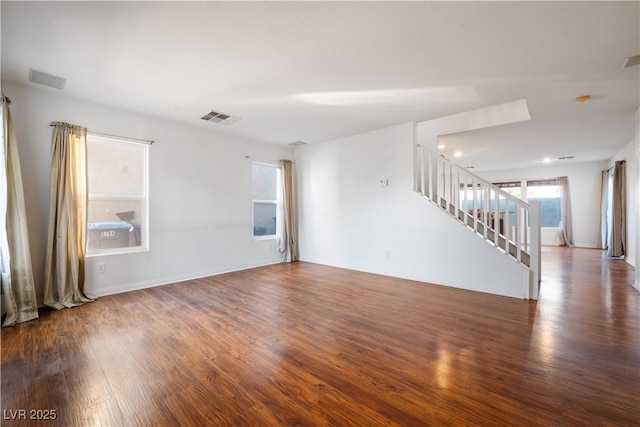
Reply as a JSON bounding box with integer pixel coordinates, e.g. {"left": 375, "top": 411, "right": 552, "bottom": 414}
{"left": 298, "top": 257, "right": 527, "bottom": 300}
{"left": 85, "top": 261, "right": 282, "bottom": 298}
{"left": 572, "top": 243, "right": 600, "bottom": 249}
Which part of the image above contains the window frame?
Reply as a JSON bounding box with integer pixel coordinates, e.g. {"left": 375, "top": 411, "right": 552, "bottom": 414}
{"left": 525, "top": 179, "right": 563, "bottom": 229}
{"left": 491, "top": 178, "right": 563, "bottom": 229}
{"left": 251, "top": 161, "right": 281, "bottom": 241}
{"left": 85, "top": 133, "right": 150, "bottom": 257}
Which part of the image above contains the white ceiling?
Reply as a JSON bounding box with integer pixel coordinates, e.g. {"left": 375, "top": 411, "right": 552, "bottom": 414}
{"left": 2, "top": 1, "right": 639, "bottom": 171}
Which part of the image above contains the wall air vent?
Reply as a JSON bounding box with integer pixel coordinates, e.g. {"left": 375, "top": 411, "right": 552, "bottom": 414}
{"left": 200, "top": 110, "right": 241, "bottom": 125}
{"left": 29, "top": 69, "right": 66, "bottom": 90}
{"left": 288, "top": 141, "right": 307, "bottom": 147}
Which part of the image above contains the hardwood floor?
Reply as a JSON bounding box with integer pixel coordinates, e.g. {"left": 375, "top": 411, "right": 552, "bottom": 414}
{"left": 2, "top": 247, "right": 639, "bottom": 426}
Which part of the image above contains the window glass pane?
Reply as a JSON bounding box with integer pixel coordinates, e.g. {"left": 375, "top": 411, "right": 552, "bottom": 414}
{"left": 527, "top": 184, "right": 560, "bottom": 199}
{"left": 88, "top": 139, "right": 145, "bottom": 196}
{"left": 252, "top": 164, "right": 277, "bottom": 200}
{"left": 529, "top": 197, "right": 561, "bottom": 227}
{"left": 500, "top": 186, "right": 522, "bottom": 200}
{"left": 527, "top": 184, "right": 561, "bottom": 227}
{"left": 253, "top": 203, "right": 276, "bottom": 236}
{"left": 86, "top": 135, "right": 148, "bottom": 255}
{"left": 460, "top": 186, "right": 486, "bottom": 211}
{"left": 493, "top": 182, "right": 523, "bottom": 200}
{"left": 87, "top": 199, "right": 143, "bottom": 250}
{"left": 88, "top": 199, "right": 143, "bottom": 223}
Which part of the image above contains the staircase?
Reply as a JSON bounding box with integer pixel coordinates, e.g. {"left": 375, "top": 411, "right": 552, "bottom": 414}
{"left": 415, "top": 145, "right": 541, "bottom": 300}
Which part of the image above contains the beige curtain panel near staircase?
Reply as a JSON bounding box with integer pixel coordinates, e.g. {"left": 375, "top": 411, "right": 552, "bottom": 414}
{"left": 558, "top": 176, "right": 574, "bottom": 247}
{"left": 599, "top": 169, "right": 610, "bottom": 250}
{"left": 608, "top": 161, "right": 626, "bottom": 258}
{"left": 599, "top": 161, "right": 627, "bottom": 258}
{"left": 1, "top": 95, "right": 39, "bottom": 326}
{"left": 44, "top": 122, "right": 93, "bottom": 309}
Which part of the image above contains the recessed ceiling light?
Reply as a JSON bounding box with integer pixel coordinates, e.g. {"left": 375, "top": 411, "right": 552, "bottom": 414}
{"left": 454, "top": 151, "right": 462, "bottom": 158}
{"left": 575, "top": 94, "right": 591, "bottom": 103}
{"left": 622, "top": 55, "right": 640, "bottom": 68}
{"left": 438, "top": 144, "right": 446, "bottom": 149}
{"left": 543, "top": 157, "right": 552, "bottom": 163}
{"left": 288, "top": 141, "right": 307, "bottom": 147}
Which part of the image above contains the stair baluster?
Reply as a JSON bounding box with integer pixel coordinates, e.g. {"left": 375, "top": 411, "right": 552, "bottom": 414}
{"left": 415, "top": 144, "right": 541, "bottom": 299}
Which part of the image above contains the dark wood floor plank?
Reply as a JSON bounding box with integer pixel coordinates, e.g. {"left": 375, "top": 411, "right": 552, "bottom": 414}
{"left": 2, "top": 247, "right": 639, "bottom": 426}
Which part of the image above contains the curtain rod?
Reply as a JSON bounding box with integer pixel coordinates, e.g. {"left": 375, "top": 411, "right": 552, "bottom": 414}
{"left": 49, "top": 123, "right": 155, "bottom": 144}
{"left": 245, "top": 156, "right": 294, "bottom": 165}
{"left": 90, "top": 131, "right": 155, "bottom": 145}
{"left": 605, "top": 160, "right": 626, "bottom": 173}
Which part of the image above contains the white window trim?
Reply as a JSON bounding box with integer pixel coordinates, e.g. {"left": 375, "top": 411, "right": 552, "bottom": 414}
{"left": 86, "top": 133, "right": 150, "bottom": 257}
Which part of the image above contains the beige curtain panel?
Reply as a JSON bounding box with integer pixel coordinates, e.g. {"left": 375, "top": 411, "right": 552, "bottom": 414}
{"left": 1, "top": 95, "right": 39, "bottom": 326}
{"left": 598, "top": 169, "right": 610, "bottom": 250}
{"left": 43, "top": 122, "right": 93, "bottom": 309}
{"left": 608, "top": 161, "right": 626, "bottom": 258}
{"left": 279, "top": 159, "right": 298, "bottom": 262}
{"left": 558, "top": 176, "right": 574, "bottom": 247}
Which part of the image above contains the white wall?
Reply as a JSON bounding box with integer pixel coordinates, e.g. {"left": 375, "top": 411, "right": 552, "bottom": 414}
{"left": 296, "top": 122, "right": 530, "bottom": 299}
{"left": 635, "top": 107, "right": 639, "bottom": 289}
{"left": 608, "top": 139, "right": 637, "bottom": 267}
{"left": 478, "top": 161, "right": 607, "bottom": 249}
{"left": 3, "top": 81, "right": 293, "bottom": 302}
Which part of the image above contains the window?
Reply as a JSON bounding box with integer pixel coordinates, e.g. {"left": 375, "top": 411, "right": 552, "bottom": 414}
{"left": 492, "top": 179, "right": 563, "bottom": 228}
{"left": 252, "top": 163, "right": 280, "bottom": 238}
{"left": 459, "top": 184, "right": 485, "bottom": 211}
{"left": 460, "top": 182, "right": 519, "bottom": 213}
{"left": 527, "top": 179, "right": 562, "bottom": 228}
{"left": 494, "top": 181, "right": 522, "bottom": 200}
{"left": 86, "top": 134, "right": 149, "bottom": 255}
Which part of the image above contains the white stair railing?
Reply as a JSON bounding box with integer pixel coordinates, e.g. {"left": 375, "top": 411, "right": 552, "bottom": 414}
{"left": 415, "top": 144, "right": 541, "bottom": 299}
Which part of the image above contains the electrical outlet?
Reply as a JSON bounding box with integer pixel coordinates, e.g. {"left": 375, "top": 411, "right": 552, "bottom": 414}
{"left": 96, "top": 262, "right": 106, "bottom": 274}
{"left": 384, "top": 250, "right": 391, "bottom": 259}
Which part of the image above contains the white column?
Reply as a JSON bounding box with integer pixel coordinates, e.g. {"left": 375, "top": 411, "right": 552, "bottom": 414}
{"left": 529, "top": 200, "right": 542, "bottom": 300}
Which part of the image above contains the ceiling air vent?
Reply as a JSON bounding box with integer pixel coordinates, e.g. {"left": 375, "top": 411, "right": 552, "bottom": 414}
{"left": 200, "top": 110, "right": 241, "bottom": 125}
{"left": 558, "top": 156, "right": 575, "bottom": 160}
{"left": 288, "top": 141, "right": 307, "bottom": 147}
{"left": 29, "top": 69, "right": 66, "bottom": 90}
